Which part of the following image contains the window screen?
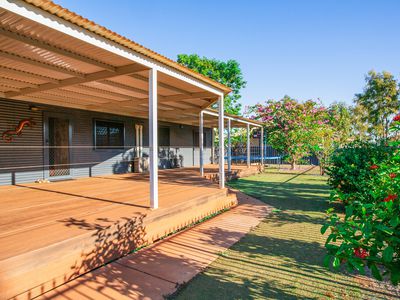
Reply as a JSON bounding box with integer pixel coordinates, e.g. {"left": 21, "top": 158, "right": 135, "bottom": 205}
{"left": 95, "top": 120, "right": 124, "bottom": 148}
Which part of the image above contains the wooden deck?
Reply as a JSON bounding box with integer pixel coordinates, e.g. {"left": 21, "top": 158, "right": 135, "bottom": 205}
{"left": 0, "top": 165, "right": 258, "bottom": 300}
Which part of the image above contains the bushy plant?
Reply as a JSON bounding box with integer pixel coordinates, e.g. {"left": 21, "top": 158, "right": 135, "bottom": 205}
{"left": 326, "top": 141, "right": 392, "bottom": 199}
{"left": 322, "top": 114, "right": 400, "bottom": 285}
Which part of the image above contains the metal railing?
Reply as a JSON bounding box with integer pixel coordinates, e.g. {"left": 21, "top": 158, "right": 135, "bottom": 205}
{"left": 0, "top": 145, "right": 212, "bottom": 185}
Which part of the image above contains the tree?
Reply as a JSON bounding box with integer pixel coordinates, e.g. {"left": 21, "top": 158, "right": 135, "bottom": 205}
{"left": 355, "top": 70, "right": 400, "bottom": 139}
{"left": 350, "top": 104, "right": 370, "bottom": 141}
{"left": 308, "top": 107, "right": 335, "bottom": 175}
{"left": 177, "top": 54, "right": 246, "bottom": 115}
{"left": 328, "top": 102, "right": 352, "bottom": 146}
{"left": 247, "top": 96, "right": 320, "bottom": 169}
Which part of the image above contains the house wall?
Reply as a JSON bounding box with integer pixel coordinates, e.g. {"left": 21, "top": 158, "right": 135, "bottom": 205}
{"left": 0, "top": 99, "right": 212, "bottom": 185}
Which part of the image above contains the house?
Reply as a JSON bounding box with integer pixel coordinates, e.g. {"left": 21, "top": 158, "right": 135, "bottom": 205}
{"left": 0, "top": 0, "right": 264, "bottom": 298}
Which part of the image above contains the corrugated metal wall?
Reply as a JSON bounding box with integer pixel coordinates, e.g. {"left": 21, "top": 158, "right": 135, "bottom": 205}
{"left": 0, "top": 98, "right": 212, "bottom": 185}
{"left": 0, "top": 100, "right": 43, "bottom": 185}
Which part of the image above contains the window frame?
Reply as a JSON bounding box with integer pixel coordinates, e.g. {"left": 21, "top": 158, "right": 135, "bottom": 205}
{"left": 93, "top": 119, "right": 125, "bottom": 150}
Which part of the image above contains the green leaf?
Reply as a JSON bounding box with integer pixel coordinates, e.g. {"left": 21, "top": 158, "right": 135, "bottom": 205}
{"left": 321, "top": 224, "right": 329, "bottom": 235}
{"left": 376, "top": 224, "right": 394, "bottom": 235}
{"left": 389, "top": 216, "right": 399, "bottom": 227}
{"left": 370, "top": 264, "right": 382, "bottom": 281}
{"left": 383, "top": 246, "right": 394, "bottom": 263}
{"left": 333, "top": 257, "right": 341, "bottom": 269}
{"left": 323, "top": 255, "right": 331, "bottom": 268}
{"left": 345, "top": 206, "right": 353, "bottom": 217}
{"left": 390, "top": 268, "right": 400, "bottom": 285}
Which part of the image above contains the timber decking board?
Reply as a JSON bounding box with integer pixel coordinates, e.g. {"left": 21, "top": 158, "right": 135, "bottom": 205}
{"left": 0, "top": 168, "right": 225, "bottom": 260}
{"left": 0, "top": 164, "right": 256, "bottom": 299}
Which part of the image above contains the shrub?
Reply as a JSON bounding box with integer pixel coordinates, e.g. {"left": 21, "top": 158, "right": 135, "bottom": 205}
{"left": 322, "top": 114, "right": 400, "bottom": 285}
{"left": 326, "top": 140, "right": 393, "bottom": 201}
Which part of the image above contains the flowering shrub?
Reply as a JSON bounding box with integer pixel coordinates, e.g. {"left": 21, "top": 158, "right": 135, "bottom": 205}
{"left": 322, "top": 114, "right": 400, "bottom": 285}
{"left": 247, "top": 97, "right": 329, "bottom": 169}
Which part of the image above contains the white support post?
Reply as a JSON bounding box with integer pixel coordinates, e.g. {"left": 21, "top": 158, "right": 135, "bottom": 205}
{"left": 247, "top": 123, "right": 250, "bottom": 168}
{"left": 261, "top": 126, "right": 264, "bottom": 168}
{"left": 211, "top": 127, "right": 215, "bottom": 164}
{"left": 199, "top": 111, "right": 204, "bottom": 176}
{"left": 135, "top": 124, "right": 140, "bottom": 158}
{"left": 139, "top": 125, "right": 143, "bottom": 158}
{"left": 218, "top": 95, "right": 225, "bottom": 188}
{"left": 149, "top": 68, "right": 158, "bottom": 209}
{"left": 227, "top": 118, "right": 231, "bottom": 173}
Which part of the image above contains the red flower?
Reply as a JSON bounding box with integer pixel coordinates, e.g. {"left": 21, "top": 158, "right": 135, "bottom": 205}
{"left": 383, "top": 194, "right": 398, "bottom": 202}
{"left": 393, "top": 114, "right": 400, "bottom": 122}
{"left": 354, "top": 247, "right": 368, "bottom": 259}
{"left": 389, "top": 173, "right": 397, "bottom": 179}
{"left": 369, "top": 165, "right": 379, "bottom": 170}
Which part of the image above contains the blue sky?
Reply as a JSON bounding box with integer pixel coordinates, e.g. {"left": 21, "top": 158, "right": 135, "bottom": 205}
{"left": 56, "top": 0, "right": 400, "bottom": 108}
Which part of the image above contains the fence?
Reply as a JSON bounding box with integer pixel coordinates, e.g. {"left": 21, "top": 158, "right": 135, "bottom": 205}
{"left": 214, "top": 145, "right": 319, "bottom": 166}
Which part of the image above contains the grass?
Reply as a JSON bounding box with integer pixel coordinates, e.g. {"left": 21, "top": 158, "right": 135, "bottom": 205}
{"left": 169, "top": 170, "right": 397, "bottom": 300}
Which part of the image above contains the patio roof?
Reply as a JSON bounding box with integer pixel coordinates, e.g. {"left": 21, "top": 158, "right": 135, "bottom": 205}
{"left": 203, "top": 108, "right": 263, "bottom": 128}
{"left": 0, "top": 0, "right": 226, "bottom": 126}
{"left": 0, "top": 0, "right": 261, "bottom": 128}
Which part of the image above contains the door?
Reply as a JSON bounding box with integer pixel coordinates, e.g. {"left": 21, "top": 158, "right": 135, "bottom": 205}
{"left": 44, "top": 114, "right": 72, "bottom": 180}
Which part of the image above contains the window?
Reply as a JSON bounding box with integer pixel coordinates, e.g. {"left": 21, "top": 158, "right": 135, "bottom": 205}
{"left": 94, "top": 120, "right": 124, "bottom": 149}
{"left": 193, "top": 131, "right": 207, "bottom": 147}
{"left": 158, "top": 127, "right": 170, "bottom": 146}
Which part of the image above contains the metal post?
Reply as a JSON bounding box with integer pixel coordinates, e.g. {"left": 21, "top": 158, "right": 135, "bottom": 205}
{"left": 139, "top": 125, "right": 143, "bottom": 158}
{"left": 218, "top": 95, "right": 225, "bottom": 188}
{"left": 227, "top": 118, "right": 231, "bottom": 173}
{"left": 149, "top": 68, "right": 158, "bottom": 209}
{"left": 247, "top": 123, "right": 250, "bottom": 167}
{"left": 199, "top": 111, "right": 204, "bottom": 176}
{"left": 211, "top": 127, "right": 215, "bottom": 164}
{"left": 261, "top": 126, "right": 264, "bottom": 168}
{"left": 135, "top": 124, "right": 140, "bottom": 158}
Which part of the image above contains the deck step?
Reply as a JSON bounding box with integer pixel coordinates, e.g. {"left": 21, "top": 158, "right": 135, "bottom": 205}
{"left": 204, "top": 165, "right": 261, "bottom": 183}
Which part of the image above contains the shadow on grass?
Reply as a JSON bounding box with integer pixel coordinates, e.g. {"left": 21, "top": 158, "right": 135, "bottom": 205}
{"left": 171, "top": 173, "right": 397, "bottom": 299}
{"left": 228, "top": 178, "right": 330, "bottom": 213}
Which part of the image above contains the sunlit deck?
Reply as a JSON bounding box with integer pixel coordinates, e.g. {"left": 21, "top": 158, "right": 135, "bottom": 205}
{"left": 0, "top": 165, "right": 260, "bottom": 299}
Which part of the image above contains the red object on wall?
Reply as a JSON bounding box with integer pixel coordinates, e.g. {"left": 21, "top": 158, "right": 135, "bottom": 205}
{"left": 2, "top": 118, "right": 36, "bottom": 143}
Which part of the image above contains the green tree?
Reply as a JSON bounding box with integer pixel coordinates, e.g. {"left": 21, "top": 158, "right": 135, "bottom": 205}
{"left": 328, "top": 102, "right": 352, "bottom": 146}
{"left": 350, "top": 104, "right": 370, "bottom": 140}
{"left": 355, "top": 70, "right": 400, "bottom": 139}
{"left": 177, "top": 54, "right": 246, "bottom": 115}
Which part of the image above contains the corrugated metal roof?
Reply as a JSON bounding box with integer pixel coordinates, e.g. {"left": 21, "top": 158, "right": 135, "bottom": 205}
{"left": 21, "top": 0, "right": 232, "bottom": 94}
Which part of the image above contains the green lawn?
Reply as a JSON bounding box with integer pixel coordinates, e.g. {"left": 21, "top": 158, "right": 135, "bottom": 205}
{"left": 170, "top": 170, "right": 396, "bottom": 300}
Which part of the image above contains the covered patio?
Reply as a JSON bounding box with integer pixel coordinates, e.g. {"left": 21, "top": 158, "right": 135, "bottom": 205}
{"left": 0, "top": 166, "right": 246, "bottom": 299}
{"left": 0, "top": 1, "right": 263, "bottom": 299}
{"left": 0, "top": 0, "right": 232, "bottom": 210}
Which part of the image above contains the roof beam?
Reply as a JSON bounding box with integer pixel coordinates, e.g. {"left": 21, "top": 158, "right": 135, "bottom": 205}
{"left": 0, "top": 66, "right": 60, "bottom": 84}
{"left": 0, "top": 49, "right": 85, "bottom": 78}
{"left": 73, "top": 84, "right": 144, "bottom": 102}
{"left": 160, "top": 91, "right": 212, "bottom": 102}
{"left": 0, "top": 27, "right": 117, "bottom": 72}
{"left": 4, "top": 63, "right": 148, "bottom": 98}
{"left": 130, "top": 74, "right": 192, "bottom": 95}
{"left": 97, "top": 79, "right": 148, "bottom": 96}
{"left": 0, "top": 76, "right": 39, "bottom": 88}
